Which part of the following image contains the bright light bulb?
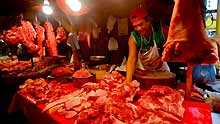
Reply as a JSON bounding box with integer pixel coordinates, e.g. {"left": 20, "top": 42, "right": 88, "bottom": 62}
{"left": 66, "top": 0, "right": 82, "bottom": 12}
{"left": 44, "top": 0, "right": 50, "bottom": 5}
{"left": 42, "top": 5, "right": 53, "bottom": 15}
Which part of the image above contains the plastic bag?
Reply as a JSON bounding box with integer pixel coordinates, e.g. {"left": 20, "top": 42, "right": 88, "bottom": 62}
{"left": 193, "top": 64, "right": 216, "bottom": 83}
{"left": 108, "top": 37, "right": 118, "bottom": 51}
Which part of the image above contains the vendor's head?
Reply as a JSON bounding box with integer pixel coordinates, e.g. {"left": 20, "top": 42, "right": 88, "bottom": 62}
{"left": 129, "top": 7, "right": 152, "bottom": 35}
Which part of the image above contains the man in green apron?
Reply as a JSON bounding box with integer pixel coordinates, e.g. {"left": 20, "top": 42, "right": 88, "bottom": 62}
{"left": 126, "top": 7, "right": 170, "bottom": 83}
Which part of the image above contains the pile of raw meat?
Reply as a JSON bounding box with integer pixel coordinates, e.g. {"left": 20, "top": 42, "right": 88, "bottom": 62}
{"left": 52, "top": 66, "right": 74, "bottom": 77}
{"left": 137, "top": 85, "right": 185, "bottom": 123}
{"left": 18, "top": 78, "right": 75, "bottom": 104}
{"left": 0, "top": 60, "right": 32, "bottom": 77}
{"left": 1, "top": 20, "right": 66, "bottom": 56}
{"left": 0, "top": 60, "right": 31, "bottom": 73}
{"left": 72, "top": 68, "right": 93, "bottom": 78}
{"left": 162, "top": 0, "right": 218, "bottom": 64}
{"left": 39, "top": 71, "right": 185, "bottom": 124}
{"left": 16, "top": 57, "right": 68, "bottom": 78}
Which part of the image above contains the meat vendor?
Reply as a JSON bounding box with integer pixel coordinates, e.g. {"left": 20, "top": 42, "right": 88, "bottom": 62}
{"left": 125, "top": 7, "right": 170, "bottom": 83}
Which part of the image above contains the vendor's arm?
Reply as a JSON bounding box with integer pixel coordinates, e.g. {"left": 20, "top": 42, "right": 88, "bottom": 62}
{"left": 126, "top": 36, "right": 137, "bottom": 83}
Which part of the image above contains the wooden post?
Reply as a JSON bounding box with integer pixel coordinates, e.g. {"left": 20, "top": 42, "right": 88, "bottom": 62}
{"left": 185, "top": 63, "right": 193, "bottom": 100}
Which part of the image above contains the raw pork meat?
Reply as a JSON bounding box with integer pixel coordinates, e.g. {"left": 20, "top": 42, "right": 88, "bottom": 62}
{"left": 34, "top": 23, "right": 45, "bottom": 56}
{"left": 162, "top": 0, "right": 218, "bottom": 64}
{"left": 72, "top": 68, "right": 92, "bottom": 78}
{"left": 44, "top": 21, "right": 58, "bottom": 56}
{"left": 52, "top": 66, "right": 74, "bottom": 77}
{"left": 138, "top": 85, "right": 185, "bottom": 122}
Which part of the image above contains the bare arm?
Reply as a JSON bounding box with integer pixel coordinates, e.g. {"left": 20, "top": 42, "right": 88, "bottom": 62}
{"left": 126, "top": 36, "right": 138, "bottom": 83}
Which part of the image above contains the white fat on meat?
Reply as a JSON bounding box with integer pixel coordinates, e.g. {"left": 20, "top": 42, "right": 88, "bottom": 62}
{"left": 83, "top": 102, "right": 91, "bottom": 109}
{"left": 95, "top": 89, "right": 108, "bottom": 96}
{"left": 65, "top": 97, "right": 82, "bottom": 110}
{"left": 86, "top": 90, "right": 97, "bottom": 99}
{"left": 64, "top": 110, "right": 78, "bottom": 119}
{"left": 96, "top": 96, "right": 107, "bottom": 105}
{"left": 110, "top": 115, "right": 125, "bottom": 124}
{"left": 48, "top": 103, "right": 64, "bottom": 114}
{"left": 43, "top": 97, "right": 69, "bottom": 112}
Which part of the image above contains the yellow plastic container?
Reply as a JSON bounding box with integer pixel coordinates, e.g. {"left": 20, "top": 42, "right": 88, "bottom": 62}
{"left": 89, "top": 69, "right": 106, "bottom": 80}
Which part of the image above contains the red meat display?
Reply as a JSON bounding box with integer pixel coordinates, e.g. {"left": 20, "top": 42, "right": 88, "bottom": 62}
{"left": 0, "top": 60, "right": 32, "bottom": 73}
{"left": 42, "top": 71, "right": 141, "bottom": 123}
{"left": 1, "top": 20, "right": 39, "bottom": 53}
{"left": 138, "top": 85, "right": 185, "bottom": 123}
{"left": 2, "top": 26, "right": 19, "bottom": 44}
{"left": 34, "top": 23, "right": 45, "bottom": 56}
{"left": 162, "top": 0, "right": 218, "bottom": 64}
{"left": 44, "top": 21, "right": 58, "bottom": 56}
{"left": 52, "top": 66, "right": 74, "bottom": 77}
{"left": 17, "top": 23, "right": 38, "bottom": 53}
{"left": 18, "top": 78, "right": 75, "bottom": 104}
{"left": 72, "top": 68, "right": 92, "bottom": 78}
{"left": 20, "top": 20, "right": 37, "bottom": 44}
{"left": 23, "top": 71, "right": 184, "bottom": 123}
{"left": 1, "top": 20, "right": 69, "bottom": 55}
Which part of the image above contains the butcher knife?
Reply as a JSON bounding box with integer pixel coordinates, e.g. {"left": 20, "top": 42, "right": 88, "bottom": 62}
{"left": 67, "top": 32, "right": 83, "bottom": 63}
{"left": 67, "top": 32, "right": 80, "bottom": 51}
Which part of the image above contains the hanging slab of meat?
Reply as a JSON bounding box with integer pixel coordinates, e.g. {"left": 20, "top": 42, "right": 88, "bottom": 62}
{"left": 17, "top": 27, "right": 39, "bottom": 53}
{"left": 20, "top": 20, "right": 38, "bottom": 53}
{"left": 162, "top": 0, "right": 218, "bottom": 64}
{"left": 21, "top": 20, "right": 37, "bottom": 44}
{"left": 2, "top": 26, "right": 19, "bottom": 44}
{"left": 34, "top": 23, "right": 45, "bottom": 57}
{"left": 56, "top": 26, "right": 67, "bottom": 43}
{"left": 44, "top": 21, "right": 58, "bottom": 56}
{"left": 1, "top": 20, "right": 38, "bottom": 53}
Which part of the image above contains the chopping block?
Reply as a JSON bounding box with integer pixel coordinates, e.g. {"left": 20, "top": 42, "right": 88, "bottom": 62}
{"left": 134, "top": 70, "right": 177, "bottom": 90}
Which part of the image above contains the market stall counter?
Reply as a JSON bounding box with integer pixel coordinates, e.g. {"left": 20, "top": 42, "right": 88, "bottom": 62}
{"left": 8, "top": 84, "right": 214, "bottom": 124}
{"left": 8, "top": 89, "right": 75, "bottom": 124}
{"left": 6, "top": 69, "right": 217, "bottom": 124}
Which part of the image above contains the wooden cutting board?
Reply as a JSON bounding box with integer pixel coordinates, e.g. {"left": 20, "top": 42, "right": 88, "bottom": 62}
{"left": 135, "top": 70, "right": 176, "bottom": 79}
{"left": 134, "top": 70, "right": 177, "bottom": 90}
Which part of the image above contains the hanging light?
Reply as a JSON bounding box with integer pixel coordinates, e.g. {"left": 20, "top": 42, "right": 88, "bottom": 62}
{"left": 65, "top": 0, "right": 82, "bottom": 12}
{"left": 42, "top": 0, "right": 53, "bottom": 15}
